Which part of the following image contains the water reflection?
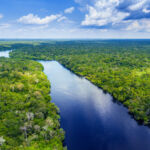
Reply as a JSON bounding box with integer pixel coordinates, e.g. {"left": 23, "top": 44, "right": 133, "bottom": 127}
{"left": 39, "top": 60, "right": 150, "bottom": 150}
{"left": 0, "top": 50, "right": 11, "bottom": 57}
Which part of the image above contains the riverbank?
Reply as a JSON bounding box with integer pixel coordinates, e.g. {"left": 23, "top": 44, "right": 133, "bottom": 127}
{"left": 54, "top": 59, "right": 149, "bottom": 126}
{"left": 0, "top": 56, "right": 65, "bottom": 150}
{"left": 39, "top": 60, "right": 150, "bottom": 150}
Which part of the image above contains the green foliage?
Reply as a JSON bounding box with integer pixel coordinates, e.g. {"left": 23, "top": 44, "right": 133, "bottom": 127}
{"left": 0, "top": 58, "right": 65, "bottom": 150}
{"left": 10, "top": 40, "right": 150, "bottom": 125}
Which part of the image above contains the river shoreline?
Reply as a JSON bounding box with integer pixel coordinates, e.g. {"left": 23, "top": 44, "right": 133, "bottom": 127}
{"left": 50, "top": 60, "right": 150, "bottom": 127}
{"left": 0, "top": 51, "right": 65, "bottom": 149}
{"left": 39, "top": 60, "right": 150, "bottom": 150}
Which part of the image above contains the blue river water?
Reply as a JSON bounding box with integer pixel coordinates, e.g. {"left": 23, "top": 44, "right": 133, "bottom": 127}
{"left": 39, "top": 60, "right": 150, "bottom": 150}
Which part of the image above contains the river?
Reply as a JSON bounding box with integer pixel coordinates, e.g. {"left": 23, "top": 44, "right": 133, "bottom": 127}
{"left": 0, "top": 50, "right": 11, "bottom": 57}
{"left": 1, "top": 50, "right": 150, "bottom": 150}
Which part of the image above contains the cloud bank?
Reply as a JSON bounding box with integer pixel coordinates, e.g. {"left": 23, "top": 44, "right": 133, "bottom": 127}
{"left": 80, "top": 0, "right": 150, "bottom": 32}
{"left": 18, "top": 13, "right": 65, "bottom": 25}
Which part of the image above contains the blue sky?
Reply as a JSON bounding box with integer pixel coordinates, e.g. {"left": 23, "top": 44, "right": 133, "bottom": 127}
{"left": 0, "top": 0, "right": 150, "bottom": 38}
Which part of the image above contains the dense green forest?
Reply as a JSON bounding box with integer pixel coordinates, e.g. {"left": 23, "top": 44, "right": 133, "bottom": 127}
{"left": 9, "top": 40, "right": 150, "bottom": 125}
{"left": 0, "top": 58, "right": 65, "bottom": 150}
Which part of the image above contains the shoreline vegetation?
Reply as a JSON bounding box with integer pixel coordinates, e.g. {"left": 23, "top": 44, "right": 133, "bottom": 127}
{"left": 8, "top": 40, "right": 150, "bottom": 126}
{"left": 0, "top": 57, "right": 66, "bottom": 150}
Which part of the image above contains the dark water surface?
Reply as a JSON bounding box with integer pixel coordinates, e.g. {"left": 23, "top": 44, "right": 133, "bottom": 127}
{"left": 1, "top": 51, "right": 150, "bottom": 150}
{"left": 39, "top": 60, "right": 150, "bottom": 150}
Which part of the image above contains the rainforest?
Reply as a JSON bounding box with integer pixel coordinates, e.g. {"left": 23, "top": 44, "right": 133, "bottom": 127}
{"left": 0, "top": 39, "right": 150, "bottom": 150}
{"left": 2, "top": 0, "right": 150, "bottom": 149}
{"left": 0, "top": 56, "right": 65, "bottom": 150}
{"left": 10, "top": 40, "right": 150, "bottom": 124}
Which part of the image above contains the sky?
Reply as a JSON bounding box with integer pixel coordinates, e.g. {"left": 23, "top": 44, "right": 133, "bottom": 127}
{"left": 0, "top": 0, "right": 150, "bottom": 39}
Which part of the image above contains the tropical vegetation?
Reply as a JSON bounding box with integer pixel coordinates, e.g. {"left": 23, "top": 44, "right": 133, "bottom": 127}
{"left": 0, "top": 57, "right": 65, "bottom": 150}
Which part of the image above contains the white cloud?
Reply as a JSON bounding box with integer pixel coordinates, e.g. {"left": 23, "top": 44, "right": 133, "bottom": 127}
{"left": 0, "top": 14, "right": 3, "bottom": 19}
{"left": 81, "top": 0, "right": 129, "bottom": 26}
{"left": 143, "top": 8, "right": 150, "bottom": 13}
{"left": 18, "top": 13, "right": 63, "bottom": 25}
{"left": 129, "top": 0, "right": 147, "bottom": 11}
{"left": 64, "top": 7, "right": 75, "bottom": 14}
{"left": 57, "top": 16, "right": 67, "bottom": 22}
{"left": 126, "top": 19, "right": 150, "bottom": 32}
